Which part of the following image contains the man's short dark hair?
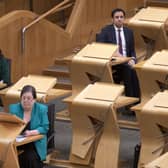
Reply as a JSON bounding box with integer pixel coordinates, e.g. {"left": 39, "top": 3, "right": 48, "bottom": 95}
{"left": 111, "top": 8, "right": 126, "bottom": 18}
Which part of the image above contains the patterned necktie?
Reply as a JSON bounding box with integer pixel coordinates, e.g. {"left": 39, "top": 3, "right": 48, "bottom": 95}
{"left": 118, "top": 29, "right": 123, "bottom": 55}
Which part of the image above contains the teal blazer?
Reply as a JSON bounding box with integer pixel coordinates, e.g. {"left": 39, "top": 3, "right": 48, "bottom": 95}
{"left": 9, "top": 102, "right": 49, "bottom": 161}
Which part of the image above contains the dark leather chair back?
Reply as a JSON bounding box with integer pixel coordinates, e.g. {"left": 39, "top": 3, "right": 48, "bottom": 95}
{"left": 47, "top": 103, "right": 55, "bottom": 152}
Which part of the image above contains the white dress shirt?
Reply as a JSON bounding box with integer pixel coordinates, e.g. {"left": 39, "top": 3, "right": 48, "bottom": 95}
{"left": 114, "top": 25, "right": 127, "bottom": 56}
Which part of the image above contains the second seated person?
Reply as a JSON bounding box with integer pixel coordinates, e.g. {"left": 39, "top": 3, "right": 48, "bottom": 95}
{"left": 9, "top": 85, "right": 49, "bottom": 168}
{"left": 96, "top": 8, "right": 140, "bottom": 98}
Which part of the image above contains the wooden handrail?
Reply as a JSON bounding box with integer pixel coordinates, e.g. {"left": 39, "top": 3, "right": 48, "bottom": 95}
{"left": 50, "top": 2, "right": 74, "bottom": 15}
{"left": 21, "top": 0, "right": 72, "bottom": 54}
{"left": 23, "top": 0, "right": 70, "bottom": 31}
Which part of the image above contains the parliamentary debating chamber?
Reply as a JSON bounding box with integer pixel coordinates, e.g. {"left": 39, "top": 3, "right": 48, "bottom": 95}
{"left": 0, "top": 0, "right": 168, "bottom": 168}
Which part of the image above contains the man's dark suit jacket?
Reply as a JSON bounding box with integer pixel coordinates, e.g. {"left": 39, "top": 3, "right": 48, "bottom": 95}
{"left": 96, "top": 24, "right": 136, "bottom": 61}
{"left": 96, "top": 24, "right": 140, "bottom": 98}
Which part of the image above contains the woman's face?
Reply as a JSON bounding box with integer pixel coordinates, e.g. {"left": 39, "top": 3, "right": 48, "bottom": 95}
{"left": 21, "top": 91, "right": 35, "bottom": 111}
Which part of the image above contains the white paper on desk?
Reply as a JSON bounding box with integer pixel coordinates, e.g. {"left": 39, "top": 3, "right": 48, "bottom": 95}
{"left": 16, "top": 135, "right": 26, "bottom": 142}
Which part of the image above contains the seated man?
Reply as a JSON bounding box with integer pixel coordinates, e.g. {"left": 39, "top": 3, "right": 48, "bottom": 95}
{"left": 96, "top": 8, "right": 140, "bottom": 98}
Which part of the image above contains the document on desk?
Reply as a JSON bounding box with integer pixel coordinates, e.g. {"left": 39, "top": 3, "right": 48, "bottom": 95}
{"left": 16, "top": 135, "right": 26, "bottom": 142}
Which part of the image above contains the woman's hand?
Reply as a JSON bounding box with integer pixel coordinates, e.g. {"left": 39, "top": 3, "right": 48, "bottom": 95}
{"left": 24, "top": 130, "right": 39, "bottom": 136}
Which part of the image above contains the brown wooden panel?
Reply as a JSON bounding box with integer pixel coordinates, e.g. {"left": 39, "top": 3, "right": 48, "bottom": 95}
{"left": 117, "top": 0, "right": 144, "bottom": 17}
{"left": 0, "top": 1, "right": 5, "bottom": 16}
{"left": 5, "top": 0, "right": 27, "bottom": 12}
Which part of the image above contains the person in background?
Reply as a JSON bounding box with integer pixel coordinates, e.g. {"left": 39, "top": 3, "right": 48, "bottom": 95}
{"left": 9, "top": 85, "right": 49, "bottom": 168}
{"left": 0, "top": 49, "right": 10, "bottom": 85}
{"left": 96, "top": 8, "right": 140, "bottom": 98}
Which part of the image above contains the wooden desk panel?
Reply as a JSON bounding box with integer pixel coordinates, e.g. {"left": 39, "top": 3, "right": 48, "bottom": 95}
{"left": 15, "top": 134, "right": 43, "bottom": 147}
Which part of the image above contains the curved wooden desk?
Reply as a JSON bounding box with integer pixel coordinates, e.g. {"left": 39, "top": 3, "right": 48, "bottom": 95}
{"left": 128, "top": 7, "right": 168, "bottom": 60}
{"left": 0, "top": 112, "right": 44, "bottom": 168}
{"left": 138, "top": 91, "right": 168, "bottom": 167}
{"left": 71, "top": 42, "right": 118, "bottom": 96}
{"left": 0, "top": 74, "right": 71, "bottom": 112}
{"left": 69, "top": 82, "right": 123, "bottom": 167}
{"left": 132, "top": 50, "right": 168, "bottom": 119}
{"left": 0, "top": 113, "right": 25, "bottom": 168}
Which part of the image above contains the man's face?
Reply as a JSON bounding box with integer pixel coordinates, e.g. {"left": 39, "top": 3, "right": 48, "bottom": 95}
{"left": 112, "top": 11, "right": 125, "bottom": 28}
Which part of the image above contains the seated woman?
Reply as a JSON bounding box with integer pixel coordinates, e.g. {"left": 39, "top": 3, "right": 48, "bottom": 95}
{"left": 9, "top": 85, "right": 49, "bottom": 168}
